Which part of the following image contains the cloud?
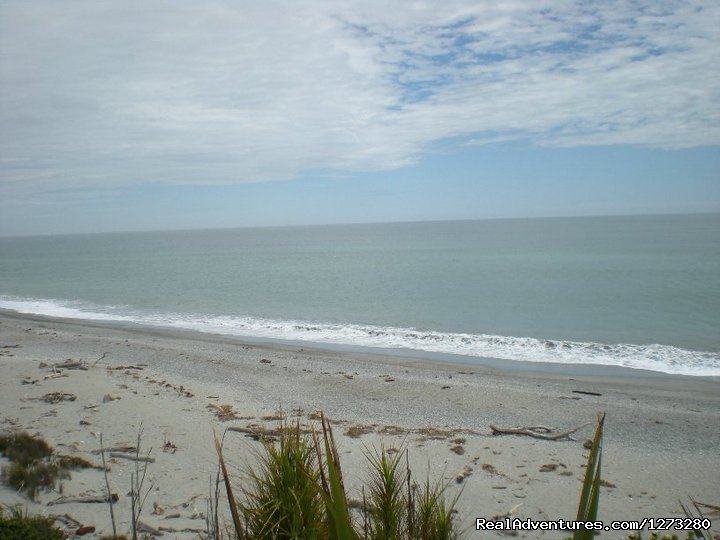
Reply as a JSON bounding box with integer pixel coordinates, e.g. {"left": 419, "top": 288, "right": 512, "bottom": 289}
{"left": 0, "top": 0, "right": 718, "bottom": 198}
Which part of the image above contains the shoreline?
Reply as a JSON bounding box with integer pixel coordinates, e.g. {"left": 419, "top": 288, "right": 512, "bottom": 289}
{"left": 1, "top": 308, "right": 714, "bottom": 381}
{"left": 1, "top": 310, "right": 719, "bottom": 538}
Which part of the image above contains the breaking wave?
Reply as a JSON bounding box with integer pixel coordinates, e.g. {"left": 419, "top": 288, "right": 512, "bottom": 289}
{"left": 2, "top": 295, "right": 718, "bottom": 377}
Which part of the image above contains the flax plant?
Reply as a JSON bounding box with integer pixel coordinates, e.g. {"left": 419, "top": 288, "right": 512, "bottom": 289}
{"left": 573, "top": 412, "right": 605, "bottom": 540}
{"left": 312, "top": 413, "right": 359, "bottom": 540}
{"left": 217, "top": 412, "right": 629, "bottom": 539}
{"left": 363, "top": 446, "right": 406, "bottom": 539}
{"left": 409, "top": 474, "right": 461, "bottom": 540}
{"left": 241, "top": 420, "right": 325, "bottom": 539}
{"left": 218, "top": 413, "right": 462, "bottom": 539}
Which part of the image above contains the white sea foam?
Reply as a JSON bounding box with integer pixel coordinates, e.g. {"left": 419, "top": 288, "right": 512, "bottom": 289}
{"left": 2, "top": 295, "right": 719, "bottom": 377}
{"left": 0, "top": 297, "right": 136, "bottom": 322}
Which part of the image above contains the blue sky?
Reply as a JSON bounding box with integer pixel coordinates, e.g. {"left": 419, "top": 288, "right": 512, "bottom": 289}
{"left": 1, "top": 1, "right": 718, "bottom": 236}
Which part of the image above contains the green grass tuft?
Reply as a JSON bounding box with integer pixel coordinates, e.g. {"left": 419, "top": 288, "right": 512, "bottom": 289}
{"left": 364, "top": 446, "right": 406, "bottom": 538}
{"left": 221, "top": 414, "right": 461, "bottom": 539}
{"left": 240, "top": 419, "right": 325, "bottom": 538}
{"left": 410, "top": 474, "right": 461, "bottom": 540}
{"left": 0, "top": 505, "right": 65, "bottom": 540}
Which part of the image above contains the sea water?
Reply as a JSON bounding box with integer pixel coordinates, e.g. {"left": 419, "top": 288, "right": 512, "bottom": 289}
{"left": 1, "top": 214, "right": 718, "bottom": 376}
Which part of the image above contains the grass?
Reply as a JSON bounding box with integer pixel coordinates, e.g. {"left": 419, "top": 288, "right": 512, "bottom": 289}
{"left": 0, "top": 433, "right": 52, "bottom": 467}
{"left": 313, "top": 415, "right": 357, "bottom": 539}
{"left": 363, "top": 445, "right": 406, "bottom": 538}
{"left": 0, "top": 431, "right": 93, "bottom": 500}
{"left": 239, "top": 419, "right": 325, "bottom": 538}
{"left": 220, "top": 410, "right": 713, "bottom": 540}
{"left": 215, "top": 413, "right": 461, "bottom": 539}
{"left": 0, "top": 505, "right": 65, "bottom": 540}
{"left": 409, "top": 475, "right": 460, "bottom": 540}
{"left": 56, "top": 455, "right": 96, "bottom": 470}
{"left": 572, "top": 412, "right": 605, "bottom": 540}
{"left": 3, "top": 415, "right": 713, "bottom": 540}
{"left": 1, "top": 461, "right": 69, "bottom": 501}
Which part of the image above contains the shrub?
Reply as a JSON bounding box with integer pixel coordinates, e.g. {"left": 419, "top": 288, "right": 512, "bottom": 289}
{"left": 0, "top": 433, "right": 53, "bottom": 467}
{"left": 0, "top": 505, "right": 65, "bottom": 540}
{"left": 0, "top": 432, "right": 91, "bottom": 500}
{"left": 1, "top": 461, "right": 68, "bottom": 500}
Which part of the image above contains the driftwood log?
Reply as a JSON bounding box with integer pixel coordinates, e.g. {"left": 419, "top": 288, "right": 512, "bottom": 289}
{"left": 489, "top": 422, "right": 591, "bottom": 441}
{"left": 226, "top": 426, "right": 281, "bottom": 441}
{"left": 572, "top": 390, "right": 602, "bottom": 396}
{"left": 109, "top": 452, "right": 155, "bottom": 463}
{"left": 49, "top": 493, "right": 119, "bottom": 505}
{"left": 137, "top": 521, "right": 163, "bottom": 537}
{"left": 49, "top": 513, "right": 82, "bottom": 529}
{"left": 92, "top": 445, "right": 136, "bottom": 455}
{"left": 52, "top": 359, "right": 89, "bottom": 371}
{"left": 227, "top": 424, "right": 313, "bottom": 441}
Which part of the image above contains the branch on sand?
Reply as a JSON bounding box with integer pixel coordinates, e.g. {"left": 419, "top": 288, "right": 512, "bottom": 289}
{"left": 109, "top": 452, "right": 155, "bottom": 463}
{"left": 226, "top": 424, "right": 313, "bottom": 441}
{"left": 489, "top": 422, "right": 592, "bottom": 441}
{"left": 48, "top": 493, "right": 119, "bottom": 505}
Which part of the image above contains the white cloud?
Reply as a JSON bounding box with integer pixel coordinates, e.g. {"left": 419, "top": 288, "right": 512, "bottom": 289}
{"left": 0, "top": 0, "right": 718, "bottom": 197}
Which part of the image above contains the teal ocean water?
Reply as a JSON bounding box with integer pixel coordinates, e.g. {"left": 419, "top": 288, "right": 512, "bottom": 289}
{"left": 1, "top": 214, "right": 719, "bottom": 376}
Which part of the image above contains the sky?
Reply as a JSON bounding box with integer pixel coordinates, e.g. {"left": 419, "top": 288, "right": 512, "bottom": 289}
{"left": 0, "top": 0, "right": 718, "bottom": 236}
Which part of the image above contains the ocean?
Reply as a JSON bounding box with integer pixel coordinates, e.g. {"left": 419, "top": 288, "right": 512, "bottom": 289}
{"left": 1, "top": 214, "right": 718, "bottom": 376}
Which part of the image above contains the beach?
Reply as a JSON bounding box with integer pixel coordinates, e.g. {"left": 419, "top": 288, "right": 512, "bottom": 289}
{"left": 2, "top": 0, "right": 719, "bottom": 536}
{"left": 1, "top": 309, "right": 718, "bottom": 538}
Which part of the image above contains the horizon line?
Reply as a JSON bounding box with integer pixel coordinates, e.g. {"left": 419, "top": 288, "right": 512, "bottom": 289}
{"left": 1, "top": 210, "right": 718, "bottom": 240}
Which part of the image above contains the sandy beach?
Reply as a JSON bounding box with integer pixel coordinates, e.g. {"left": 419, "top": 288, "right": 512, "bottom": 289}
{"left": 1, "top": 309, "right": 718, "bottom": 538}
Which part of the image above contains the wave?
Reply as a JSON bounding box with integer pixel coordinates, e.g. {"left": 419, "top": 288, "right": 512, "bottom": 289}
{"left": 1, "top": 295, "right": 718, "bottom": 377}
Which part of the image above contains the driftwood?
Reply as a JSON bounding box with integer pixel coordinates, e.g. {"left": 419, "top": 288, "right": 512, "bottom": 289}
{"left": 227, "top": 424, "right": 314, "bottom": 441}
{"left": 572, "top": 390, "right": 602, "bottom": 396}
{"left": 49, "top": 513, "right": 83, "bottom": 529}
{"left": 49, "top": 493, "right": 119, "bottom": 505}
{"left": 455, "top": 464, "right": 473, "bottom": 483}
{"left": 91, "top": 352, "right": 109, "bottom": 367}
{"left": 92, "top": 444, "right": 136, "bottom": 455}
{"left": 207, "top": 403, "right": 240, "bottom": 421}
{"left": 226, "top": 426, "right": 280, "bottom": 441}
{"left": 109, "top": 452, "right": 156, "bottom": 463}
{"left": 137, "top": 520, "right": 163, "bottom": 536}
{"left": 52, "top": 359, "right": 88, "bottom": 371}
{"left": 42, "top": 392, "right": 77, "bottom": 404}
{"left": 159, "top": 525, "right": 206, "bottom": 534}
{"left": 489, "top": 422, "right": 592, "bottom": 441}
{"left": 106, "top": 364, "right": 147, "bottom": 371}
{"left": 43, "top": 373, "right": 68, "bottom": 381}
